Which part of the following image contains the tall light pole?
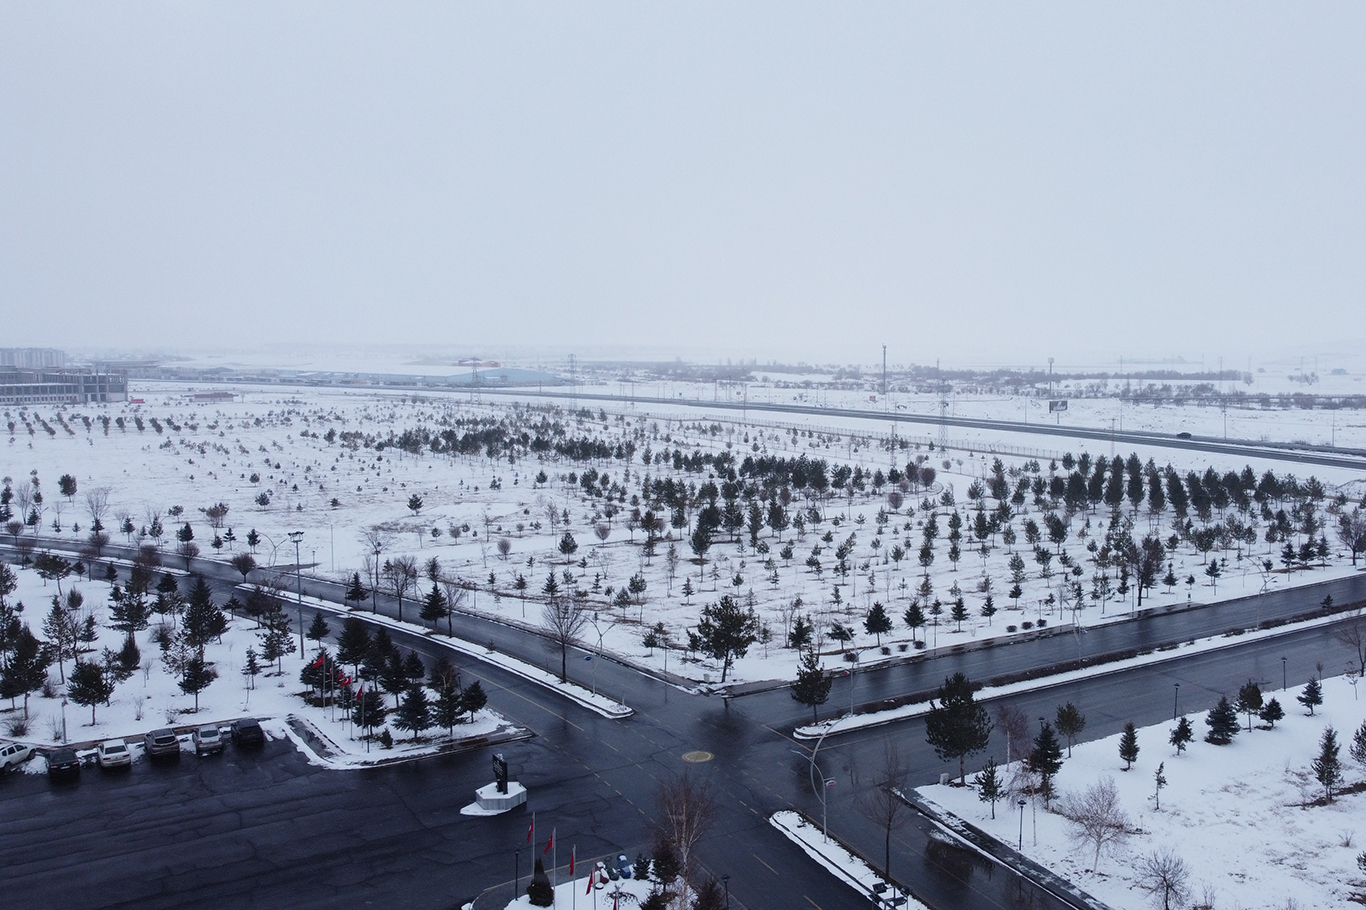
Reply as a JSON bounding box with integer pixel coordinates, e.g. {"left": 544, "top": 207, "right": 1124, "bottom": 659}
{"left": 793, "top": 723, "right": 835, "bottom": 842}
{"left": 1017, "top": 798, "right": 1027, "bottom": 849}
{"left": 289, "top": 530, "right": 305, "bottom": 654}
{"left": 1282, "top": 657, "right": 1287, "bottom": 692}
{"left": 723, "top": 873, "right": 730, "bottom": 910}
{"left": 1173, "top": 683, "right": 1180, "bottom": 720}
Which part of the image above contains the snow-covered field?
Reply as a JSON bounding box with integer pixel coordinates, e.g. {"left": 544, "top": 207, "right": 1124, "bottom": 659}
{"left": 918, "top": 674, "right": 1366, "bottom": 910}
{"left": 3, "top": 381, "right": 1362, "bottom": 697}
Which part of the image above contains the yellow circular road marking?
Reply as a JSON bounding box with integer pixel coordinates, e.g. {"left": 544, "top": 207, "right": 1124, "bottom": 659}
{"left": 681, "top": 750, "right": 714, "bottom": 763}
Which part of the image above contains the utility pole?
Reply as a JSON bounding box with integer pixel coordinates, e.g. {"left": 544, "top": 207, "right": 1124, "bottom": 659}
{"left": 881, "top": 344, "right": 887, "bottom": 397}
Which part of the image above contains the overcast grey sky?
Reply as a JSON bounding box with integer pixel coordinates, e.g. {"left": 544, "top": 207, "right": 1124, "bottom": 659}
{"left": 2, "top": 3, "right": 1362, "bottom": 366}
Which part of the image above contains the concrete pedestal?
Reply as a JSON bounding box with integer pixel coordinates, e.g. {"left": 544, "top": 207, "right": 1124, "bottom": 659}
{"left": 460, "top": 780, "right": 527, "bottom": 816}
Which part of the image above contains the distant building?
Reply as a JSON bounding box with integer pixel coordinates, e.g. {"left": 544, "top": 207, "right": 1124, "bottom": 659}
{"left": 0, "top": 347, "right": 66, "bottom": 369}
{"left": 189, "top": 391, "right": 236, "bottom": 402}
{"left": 0, "top": 368, "right": 128, "bottom": 405}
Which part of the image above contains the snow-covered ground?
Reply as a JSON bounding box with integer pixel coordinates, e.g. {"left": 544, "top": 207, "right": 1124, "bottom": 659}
{"left": 770, "top": 810, "right": 930, "bottom": 909}
{"left": 917, "top": 674, "right": 1366, "bottom": 910}
{"left": 3, "top": 381, "right": 1361, "bottom": 700}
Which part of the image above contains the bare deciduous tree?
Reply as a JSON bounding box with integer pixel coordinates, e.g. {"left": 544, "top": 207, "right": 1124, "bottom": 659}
{"left": 1335, "top": 608, "right": 1366, "bottom": 676}
{"left": 541, "top": 596, "right": 587, "bottom": 682}
{"left": 655, "top": 772, "right": 716, "bottom": 908}
{"left": 1136, "top": 849, "right": 1191, "bottom": 910}
{"left": 855, "top": 739, "right": 911, "bottom": 880}
{"left": 995, "top": 702, "right": 1032, "bottom": 766}
{"left": 384, "top": 555, "right": 418, "bottom": 622}
{"left": 84, "top": 487, "right": 110, "bottom": 531}
{"left": 1057, "top": 777, "right": 1131, "bottom": 871}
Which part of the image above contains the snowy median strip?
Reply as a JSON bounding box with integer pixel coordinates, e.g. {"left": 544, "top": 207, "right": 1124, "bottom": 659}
{"left": 794, "top": 608, "right": 1352, "bottom": 740}
{"left": 252, "top": 588, "right": 633, "bottom": 719}
{"left": 769, "top": 810, "right": 930, "bottom": 909}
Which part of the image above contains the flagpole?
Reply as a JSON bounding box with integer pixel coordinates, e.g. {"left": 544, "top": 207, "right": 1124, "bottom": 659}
{"left": 552, "top": 828, "right": 558, "bottom": 905}
{"left": 571, "top": 846, "right": 576, "bottom": 910}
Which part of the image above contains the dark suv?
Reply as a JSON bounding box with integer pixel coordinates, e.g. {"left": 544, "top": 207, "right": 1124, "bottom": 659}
{"left": 230, "top": 718, "right": 265, "bottom": 747}
{"left": 144, "top": 728, "right": 181, "bottom": 759}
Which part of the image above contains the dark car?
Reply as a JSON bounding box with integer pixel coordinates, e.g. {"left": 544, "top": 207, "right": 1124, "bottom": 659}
{"left": 230, "top": 718, "right": 265, "bottom": 747}
{"left": 46, "top": 748, "right": 81, "bottom": 779}
{"left": 144, "top": 728, "right": 181, "bottom": 759}
{"left": 1176, "top": 431, "right": 1192, "bottom": 439}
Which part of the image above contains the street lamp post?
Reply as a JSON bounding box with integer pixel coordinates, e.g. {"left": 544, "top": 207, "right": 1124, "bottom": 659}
{"left": 1017, "top": 798, "right": 1027, "bottom": 849}
{"left": 289, "top": 531, "right": 305, "bottom": 654}
{"left": 61, "top": 697, "right": 67, "bottom": 745}
{"left": 1282, "top": 656, "right": 1288, "bottom": 692}
{"left": 722, "top": 874, "right": 730, "bottom": 910}
{"left": 1173, "top": 683, "right": 1180, "bottom": 720}
{"left": 793, "top": 723, "right": 835, "bottom": 842}
{"left": 514, "top": 849, "right": 520, "bottom": 903}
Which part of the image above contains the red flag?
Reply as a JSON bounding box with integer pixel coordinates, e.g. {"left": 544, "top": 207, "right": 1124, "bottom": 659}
{"left": 544, "top": 829, "right": 554, "bottom": 855}
{"left": 586, "top": 871, "right": 593, "bottom": 895}
{"left": 310, "top": 653, "right": 325, "bottom": 669}
{"left": 613, "top": 896, "right": 618, "bottom": 910}
{"left": 339, "top": 675, "right": 351, "bottom": 687}
{"left": 355, "top": 684, "right": 363, "bottom": 698}
{"left": 570, "top": 846, "right": 575, "bottom": 876}
{"left": 526, "top": 819, "right": 534, "bottom": 845}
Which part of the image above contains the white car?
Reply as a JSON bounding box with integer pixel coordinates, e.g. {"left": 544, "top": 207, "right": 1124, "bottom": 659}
{"left": 193, "top": 725, "right": 224, "bottom": 755}
{"left": 96, "top": 740, "right": 132, "bottom": 769}
{"left": 0, "top": 741, "right": 34, "bottom": 771}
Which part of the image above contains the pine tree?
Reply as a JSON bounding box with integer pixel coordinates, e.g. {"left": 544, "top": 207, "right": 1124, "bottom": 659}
{"left": 1350, "top": 720, "right": 1366, "bottom": 771}
{"left": 257, "top": 607, "right": 296, "bottom": 673}
{"left": 1235, "top": 681, "right": 1263, "bottom": 732}
{"left": 241, "top": 647, "right": 261, "bottom": 690}
{"left": 182, "top": 576, "right": 227, "bottom": 656}
{"left": 336, "top": 617, "right": 372, "bottom": 678}
{"left": 903, "top": 601, "right": 926, "bottom": 643}
{"left": 981, "top": 595, "right": 997, "bottom": 626}
{"left": 305, "top": 611, "right": 330, "bottom": 646}
{"left": 393, "top": 686, "right": 432, "bottom": 741}
{"left": 460, "top": 679, "right": 487, "bottom": 717}
{"left": 67, "top": 660, "right": 115, "bottom": 724}
{"left": 419, "top": 584, "right": 448, "bottom": 630}
{"left": 527, "top": 857, "right": 554, "bottom": 906}
{"left": 1204, "top": 696, "right": 1240, "bottom": 745}
{"left": 1055, "top": 702, "right": 1087, "bottom": 757}
{"left": 178, "top": 655, "right": 217, "bottom": 712}
{"left": 975, "top": 756, "right": 1003, "bottom": 818}
{"left": 925, "top": 672, "right": 994, "bottom": 784}
{"left": 1, "top": 625, "right": 51, "bottom": 718}
{"left": 1259, "top": 698, "right": 1284, "bottom": 729}
{"left": 1153, "top": 762, "right": 1167, "bottom": 811}
{"left": 1312, "top": 725, "right": 1343, "bottom": 802}
{"left": 1119, "top": 721, "right": 1140, "bottom": 770}
{"left": 344, "top": 572, "right": 369, "bottom": 610}
{"left": 950, "top": 597, "right": 969, "bottom": 631}
{"left": 790, "top": 647, "right": 832, "bottom": 724}
{"left": 1298, "top": 676, "right": 1324, "bottom": 715}
{"left": 863, "top": 602, "right": 892, "bottom": 646}
{"left": 1169, "top": 717, "right": 1194, "bottom": 754}
{"left": 1027, "top": 721, "right": 1064, "bottom": 805}
{"left": 351, "top": 687, "right": 388, "bottom": 734}
{"left": 432, "top": 679, "right": 463, "bottom": 735}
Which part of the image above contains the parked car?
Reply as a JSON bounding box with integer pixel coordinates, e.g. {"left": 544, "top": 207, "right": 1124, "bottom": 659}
{"left": 230, "top": 718, "right": 265, "bottom": 747}
{"left": 0, "top": 741, "right": 35, "bottom": 771}
{"left": 1176, "top": 431, "right": 1193, "bottom": 439}
{"left": 143, "top": 728, "right": 181, "bottom": 759}
{"left": 45, "top": 748, "right": 81, "bottom": 779}
{"left": 96, "top": 740, "right": 132, "bottom": 769}
{"left": 193, "top": 725, "right": 224, "bottom": 755}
